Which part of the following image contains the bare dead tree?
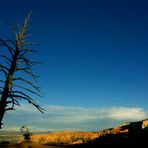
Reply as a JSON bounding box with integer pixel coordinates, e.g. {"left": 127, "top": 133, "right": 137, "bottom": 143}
{"left": 0, "top": 13, "right": 44, "bottom": 128}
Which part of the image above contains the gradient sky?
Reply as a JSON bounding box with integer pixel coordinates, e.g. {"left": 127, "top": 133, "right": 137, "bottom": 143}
{"left": 0, "top": 0, "right": 148, "bottom": 131}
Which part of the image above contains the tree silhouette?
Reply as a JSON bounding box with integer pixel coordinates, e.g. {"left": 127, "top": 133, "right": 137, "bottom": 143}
{"left": 0, "top": 13, "right": 44, "bottom": 128}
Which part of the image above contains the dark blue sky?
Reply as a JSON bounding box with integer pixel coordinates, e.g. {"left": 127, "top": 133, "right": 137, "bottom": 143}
{"left": 1, "top": 0, "right": 148, "bottom": 131}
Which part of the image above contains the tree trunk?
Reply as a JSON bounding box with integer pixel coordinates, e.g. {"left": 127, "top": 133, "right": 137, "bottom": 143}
{"left": 0, "top": 50, "right": 18, "bottom": 128}
{"left": 0, "top": 89, "right": 9, "bottom": 128}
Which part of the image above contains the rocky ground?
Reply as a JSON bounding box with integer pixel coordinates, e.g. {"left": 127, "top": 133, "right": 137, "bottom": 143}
{"left": 0, "top": 119, "right": 148, "bottom": 146}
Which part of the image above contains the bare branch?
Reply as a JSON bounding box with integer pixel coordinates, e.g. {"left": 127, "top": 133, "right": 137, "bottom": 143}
{"left": 17, "top": 50, "right": 28, "bottom": 59}
{"left": 6, "top": 101, "right": 11, "bottom": 104}
{"left": 8, "top": 92, "right": 44, "bottom": 113}
{"left": 5, "top": 39, "right": 16, "bottom": 47}
{"left": 0, "top": 80, "right": 5, "bottom": 83}
{"left": 0, "top": 64, "right": 9, "bottom": 71}
{"left": 0, "top": 55, "right": 11, "bottom": 67}
{"left": 21, "top": 42, "right": 37, "bottom": 46}
{"left": 12, "top": 84, "right": 42, "bottom": 97}
{"left": 7, "top": 93, "right": 21, "bottom": 106}
{"left": 0, "top": 39, "right": 15, "bottom": 57}
{"left": 20, "top": 48, "right": 38, "bottom": 53}
{"left": 17, "top": 56, "right": 32, "bottom": 69}
{"left": 11, "top": 90, "right": 35, "bottom": 101}
{"left": 5, "top": 107, "right": 14, "bottom": 111}
{"left": 21, "top": 69, "right": 38, "bottom": 79}
{"left": 12, "top": 77, "right": 41, "bottom": 92}
{"left": 0, "top": 65, "right": 8, "bottom": 78}
{"left": 15, "top": 67, "right": 29, "bottom": 71}
{"left": 1, "top": 55, "right": 12, "bottom": 64}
